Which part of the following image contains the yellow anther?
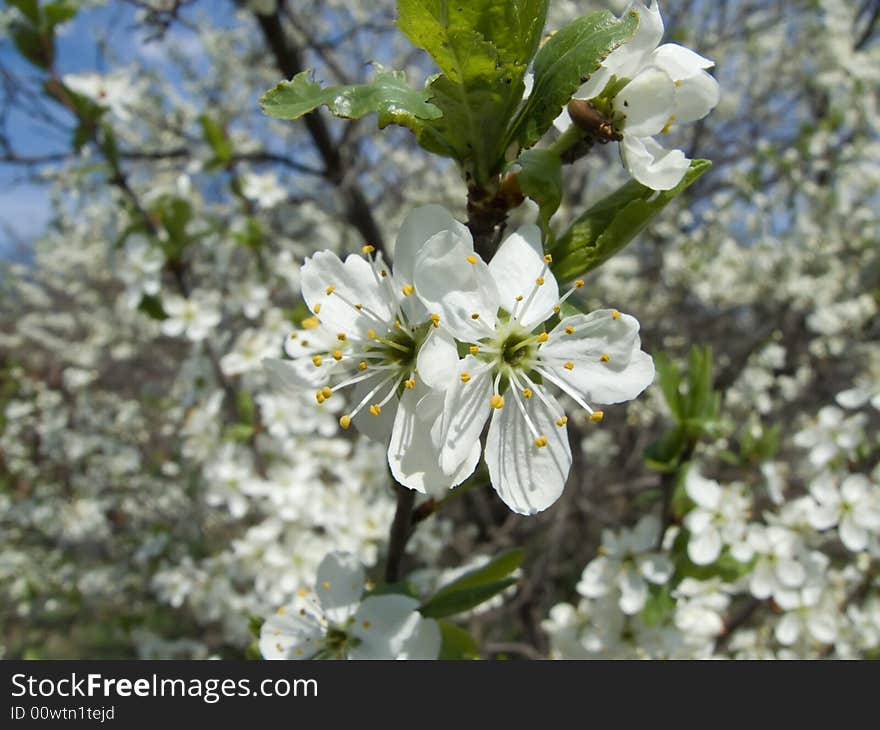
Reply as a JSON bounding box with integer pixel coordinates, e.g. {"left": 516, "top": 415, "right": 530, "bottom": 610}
{"left": 466, "top": 255, "right": 477, "bottom": 264}
{"left": 430, "top": 313, "right": 441, "bottom": 328}
{"left": 612, "top": 309, "right": 621, "bottom": 320}
{"left": 295, "top": 648, "right": 304, "bottom": 656}
{"left": 522, "top": 388, "right": 533, "bottom": 399}
{"left": 363, "top": 620, "right": 371, "bottom": 629}
{"left": 490, "top": 394, "right": 505, "bottom": 409}
{"left": 537, "top": 332, "right": 549, "bottom": 342}
{"left": 312, "top": 355, "right": 323, "bottom": 367}
{"left": 404, "top": 379, "right": 415, "bottom": 389}
{"left": 333, "top": 350, "right": 343, "bottom": 361}
{"left": 300, "top": 340, "right": 309, "bottom": 347}
{"left": 316, "top": 392, "right": 325, "bottom": 404}
{"left": 320, "top": 386, "right": 332, "bottom": 399}
{"left": 471, "top": 312, "right": 480, "bottom": 320}
{"left": 395, "top": 320, "right": 402, "bottom": 329}
{"left": 367, "top": 328, "right": 377, "bottom": 340}
{"left": 362, "top": 244, "right": 375, "bottom": 254}
{"left": 337, "top": 333, "right": 346, "bottom": 341}
{"left": 276, "top": 643, "right": 283, "bottom": 653}
{"left": 575, "top": 279, "right": 585, "bottom": 288}
{"left": 535, "top": 276, "right": 545, "bottom": 285}
{"left": 600, "top": 353, "right": 610, "bottom": 362}
{"left": 325, "top": 285, "right": 335, "bottom": 295}
{"left": 355, "top": 304, "right": 363, "bottom": 311}
{"left": 556, "top": 416, "right": 568, "bottom": 427}
{"left": 302, "top": 316, "right": 320, "bottom": 329}
{"left": 564, "top": 326, "right": 575, "bottom": 335}
{"left": 277, "top": 606, "right": 286, "bottom": 615}
{"left": 289, "top": 332, "right": 298, "bottom": 339}
{"left": 402, "top": 284, "right": 415, "bottom": 296}
{"left": 460, "top": 372, "right": 471, "bottom": 383}
{"left": 469, "top": 345, "right": 480, "bottom": 354}
{"left": 515, "top": 295, "right": 524, "bottom": 302}
{"left": 339, "top": 415, "right": 351, "bottom": 429}
{"left": 660, "top": 115, "right": 676, "bottom": 134}
{"left": 590, "top": 411, "right": 604, "bottom": 423}
{"left": 297, "top": 588, "right": 308, "bottom": 597}
{"left": 358, "top": 361, "right": 367, "bottom": 371}
{"left": 564, "top": 361, "right": 574, "bottom": 370}
{"left": 552, "top": 305, "right": 561, "bottom": 313}
{"left": 322, "top": 581, "right": 331, "bottom": 590}
{"left": 313, "top": 303, "right": 321, "bottom": 314}
{"left": 369, "top": 404, "right": 381, "bottom": 416}
{"left": 534, "top": 435, "right": 548, "bottom": 448}
{"left": 543, "top": 254, "right": 553, "bottom": 263}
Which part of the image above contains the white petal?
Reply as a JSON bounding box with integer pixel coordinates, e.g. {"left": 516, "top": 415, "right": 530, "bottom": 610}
{"left": 621, "top": 135, "right": 690, "bottom": 190}
{"left": 552, "top": 106, "right": 574, "bottom": 134}
{"left": 840, "top": 474, "right": 870, "bottom": 504}
{"left": 630, "top": 513, "right": 662, "bottom": 551}
{"left": 485, "top": 387, "right": 571, "bottom": 515}
{"left": 775, "top": 559, "right": 805, "bottom": 588}
{"left": 616, "top": 66, "right": 676, "bottom": 137}
{"left": 617, "top": 569, "right": 648, "bottom": 615}
{"left": 415, "top": 328, "right": 461, "bottom": 390}
{"left": 350, "top": 374, "right": 399, "bottom": 442}
{"left": 688, "top": 528, "right": 722, "bottom": 565}
{"left": 488, "top": 225, "right": 559, "bottom": 330}
{"left": 807, "top": 612, "right": 838, "bottom": 645}
{"left": 263, "top": 356, "right": 328, "bottom": 391}
{"left": 749, "top": 561, "right": 775, "bottom": 599}
{"left": 650, "top": 42, "right": 715, "bottom": 79}
{"left": 604, "top": 0, "right": 664, "bottom": 79}
{"left": 774, "top": 613, "right": 801, "bottom": 646}
{"left": 393, "top": 204, "right": 470, "bottom": 285}
{"left": 414, "top": 232, "right": 499, "bottom": 342}
{"left": 438, "top": 356, "right": 493, "bottom": 475}
{"left": 685, "top": 469, "right": 722, "bottom": 509}
{"left": 300, "top": 251, "right": 394, "bottom": 339}
{"left": 541, "top": 310, "right": 654, "bottom": 405}
{"left": 572, "top": 66, "right": 612, "bottom": 101}
{"left": 397, "top": 617, "right": 442, "bottom": 660}
{"left": 259, "top": 603, "right": 324, "bottom": 660}
{"left": 639, "top": 554, "right": 673, "bottom": 585}
{"left": 836, "top": 386, "right": 872, "bottom": 409}
{"left": 349, "top": 595, "right": 421, "bottom": 660}
{"left": 577, "top": 557, "right": 613, "bottom": 598}
{"left": 388, "top": 384, "right": 480, "bottom": 495}
{"left": 839, "top": 516, "right": 868, "bottom": 552}
{"left": 672, "top": 70, "right": 720, "bottom": 123}
{"left": 315, "top": 551, "right": 365, "bottom": 625}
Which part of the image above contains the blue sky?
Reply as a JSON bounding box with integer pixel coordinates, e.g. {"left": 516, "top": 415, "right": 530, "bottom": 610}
{"left": 0, "top": 1, "right": 238, "bottom": 260}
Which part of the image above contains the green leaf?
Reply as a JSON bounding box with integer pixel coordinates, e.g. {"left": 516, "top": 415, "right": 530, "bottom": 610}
{"left": 437, "top": 621, "right": 480, "bottom": 660}
{"left": 7, "top": 0, "right": 40, "bottom": 24}
{"left": 641, "top": 585, "right": 675, "bottom": 627}
{"left": 137, "top": 294, "right": 167, "bottom": 321}
{"left": 419, "top": 577, "right": 517, "bottom": 619}
{"left": 509, "top": 8, "right": 639, "bottom": 151}
{"left": 433, "top": 549, "right": 523, "bottom": 597}
{"left": 397, "top": 1, "right": 546, "bottom": 182}
{"left": 198, "top": 114, "right": 232, "bottom": 167}
{"left": 260, "top": 68, "right": 441, "bottom": 133}
{"left": 653, "top": 352, "right": 683, "bottom": 420}
{"left": 512, "top": 148, "right": 562, "bottom": 232}
{"left": 550, "top": 159, "right": 711, "bottom": 282}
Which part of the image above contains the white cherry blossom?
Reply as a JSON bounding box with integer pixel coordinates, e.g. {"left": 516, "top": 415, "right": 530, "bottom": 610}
{"left": 260, "top": 552, "right": 440, "bottom": 660}
{"left": 807, "top": 473, "right": 880, "bottom": 552}
{"left": 683, "top": 468, "right": 751, "bottom": 565}
{"left": 412, "top": 219, "right": 654, "bottom": 514}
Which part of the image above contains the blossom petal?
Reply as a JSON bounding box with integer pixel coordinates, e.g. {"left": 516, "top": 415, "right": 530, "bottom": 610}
{"left": 485, "top": 388, "right": 571, "bottom": 515}
{"left": 437, "top": 356, "right": 493, "bottom": 475}
{"left": 415, "top": 328, "right": 460, "bottom": 390}
{"left": 301, "top": 251, "right": 394, "bottom": 339}
{"left": 397, "top": 616, "right": 442, "bottom": 660}
{"left": 414, "top": 232, "right": 499, "bottom": 342}
{"left": 673, "top": 70, "right": 720, "bottom": 123}
{"left": 650, "top": 42, "right": 715, "bottom": 79}
{"left": 393, "top": 204, "right": 470, "bottom": 285}
{"left": 349, "top": 595, "right": 422, "bottom": 659}
{"left": 617, "top": 568, "right": 648, "bottom": 615}
{"left": 315, "top": 551, "right": 365, "bottom": 625}
{"left": 259, "top": 601, "right": 324, "bottom": 660}
{"left": 540, "top": 310, "right": 655, "bottom": 405}
{"left": 488, "top": 225, "right": 559, "bottom": 329}
{"left": 604, "top": 0, "right": 664, "bottom": 79}
{"left": 616, "top": 66, "right": 676, "bottom": 137}
{"left": 688, "top": 528, "right": 722, "bottom": 565}
{"left": 350, "top": 375, "right": 398, "bottom": 442}
{"left": 620, "top": 135, "right": 690, "bottom": 190}
{"left": 685, "top": 469, "right": 722, "bottom": 509}
{"left": 388, "top": 384, "right": 480, "bottom": 496}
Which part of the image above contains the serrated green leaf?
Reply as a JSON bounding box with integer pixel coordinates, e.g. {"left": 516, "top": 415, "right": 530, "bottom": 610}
{"left": 509, "top": 9, "right": 639, "bottom": 151}
{"left": 419, "top": 577, "right": 517, "bottom": 619}
{"left": 397, "top": 1, "right": 543, "bottom": 183}
{"left": 438, "top": 620, "right": 480, "bottom": 660}
{"left": 260, "top": 68, "right": 441, "bottom": 133}
{"left": 550, "top": 159, "right": 711, "bottom": 282}
{"left": 512, "top": 148, "right": 562, "bottom": 232}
